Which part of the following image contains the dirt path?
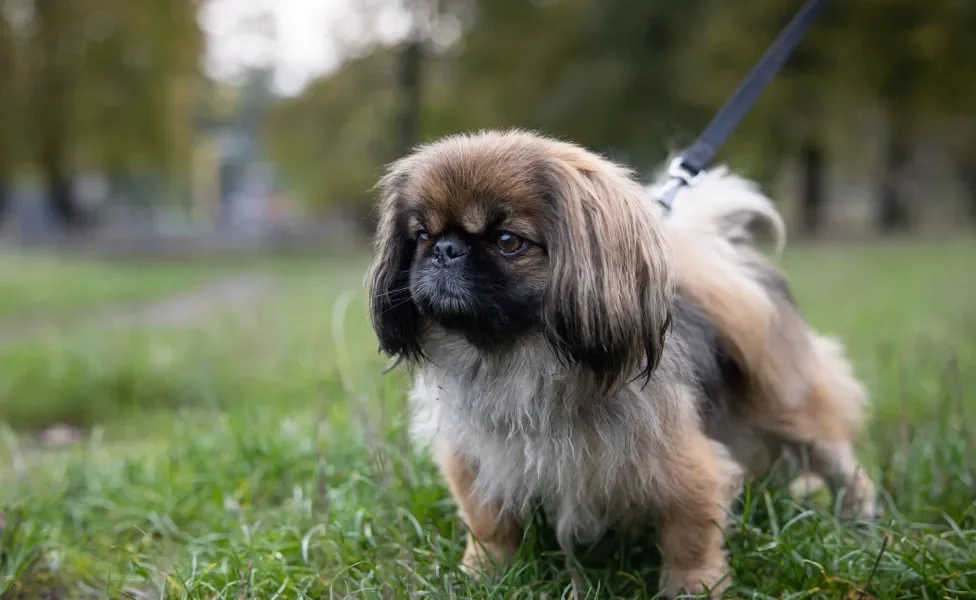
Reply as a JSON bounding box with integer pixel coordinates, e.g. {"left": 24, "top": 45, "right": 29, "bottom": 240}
{"left": 0, "top": 274, "right": 277, "bottom": 347}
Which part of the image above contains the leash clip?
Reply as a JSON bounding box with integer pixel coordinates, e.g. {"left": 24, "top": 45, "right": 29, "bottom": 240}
{"left": 655, "top": 156, "right": 705, "bottom": 216}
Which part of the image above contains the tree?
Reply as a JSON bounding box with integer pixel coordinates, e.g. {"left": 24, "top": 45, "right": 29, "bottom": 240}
{"left": 31, "top": 0, "right": 84, "bottom": 227}
{"left": 72, "top": 0, "right": 203, "bottom": 203}
{"left": 0, "top": 7, "right": 19, "bottom": 221}
{"left": 665, "top": 0, "right": 976, "bottom": 234}
{"left": 266, "top": 0, "right": 976, "bottom": 237}
{"left": 395, "top": 0, "right": 425, "bottom": 159}
{"left": 960, "top": 155, "right": 976, "bottom": 222}
{"left": 673, "top": 0, "right": 847, "bottom": 235}
{"left": 266, "top": 49, "right": 401, "bottom": 210}
{"left": 831, "top": 0, "right": 976, "bottom": 232}
{"left": 798, "top": 139, "right": 826, "bottom": 235}
{"left": 845, "top": 1, "right": 924, "bottom": 231}
{"left": 21, "top": 0, "right": 203, "bottom": 229}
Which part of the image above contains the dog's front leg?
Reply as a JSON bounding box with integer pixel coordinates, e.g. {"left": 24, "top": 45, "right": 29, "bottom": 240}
{"left": 436, "top": 447, "right": 522, "bottom": 577}
{"left": 653, "top": 431, "right": 740, "bottom": 598}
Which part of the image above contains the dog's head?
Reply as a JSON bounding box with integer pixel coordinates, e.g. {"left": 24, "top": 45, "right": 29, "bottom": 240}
{"left": 366, "top": 130, "right": 674, "bottom": 383}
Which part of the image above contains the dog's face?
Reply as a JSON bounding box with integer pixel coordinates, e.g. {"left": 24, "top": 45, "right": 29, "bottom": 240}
{"left": 367, "top": 130, "right": 675, "bottom": 383}
{"left": 404, "top": 184, "right": 549, "bottom": 347}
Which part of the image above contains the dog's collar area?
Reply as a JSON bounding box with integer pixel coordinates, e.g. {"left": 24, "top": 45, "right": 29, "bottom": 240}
{"left": 650, "top": 0, "right": 829, "bottom": 218}
{"left": 654, "top": 156, "right": 705, "bottom": 216}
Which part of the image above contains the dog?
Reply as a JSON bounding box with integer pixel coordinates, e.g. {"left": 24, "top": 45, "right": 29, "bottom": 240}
{"left": 365, "top": 129, "right": 877, "bottom": 597}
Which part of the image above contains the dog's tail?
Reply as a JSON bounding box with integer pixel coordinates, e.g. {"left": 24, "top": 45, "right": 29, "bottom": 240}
{"left": 649, "top": 166, "right": 786, "bottom": 254}
{"left": 648, "top": 167, "right": 789, "bottom": 373}
{"left": 652, "top": 168, "right": 867, "bottom": 441}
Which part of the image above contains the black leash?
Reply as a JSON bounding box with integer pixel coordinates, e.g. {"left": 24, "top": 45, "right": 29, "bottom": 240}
{"left": 654, "top": 0, "right": 831, "bottom": 214}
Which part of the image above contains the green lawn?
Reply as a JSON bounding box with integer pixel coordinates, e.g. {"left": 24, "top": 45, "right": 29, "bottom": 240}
{"left": 0, "top": 254, "right": 221, "bottom": 321}
{"left": 0, "top": 240, "right": 974, "bottom": 599}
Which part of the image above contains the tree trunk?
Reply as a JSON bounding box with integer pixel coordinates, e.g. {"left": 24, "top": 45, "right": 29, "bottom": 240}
{"left": 0, "top": 27, "right": 14, "bottom": 227}
{"left": 39, "top": 137, "right": 82, "bottom": 226}
{"left": 34, "top": 0, "right": 84, "bottom": 229}
{"left": 798, "top": 139, "right": 825, "bottom": 236}
{"left": 753, "top": 128, "right": 788, "bottom": 192}
{"left": 395, "top": 0, "right": 424, "bottom": 159}
{"left": 962, "top": 169, "right": 976, "bottom": 224}
{"left": 954, "top": 149, "right": 976, "bottom": 224}
{"left": 395, "top": 37, "right": 422, "bottom": 159}
{"left": 0, "top": 181, "right": 9, "bottom": 224}
{"left": 877, "top": 115, "right": 912, "bottom": 232}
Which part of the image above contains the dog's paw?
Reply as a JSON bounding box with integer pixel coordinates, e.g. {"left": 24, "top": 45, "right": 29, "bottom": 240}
{"left": 837, "top": 471, "right": 880, "bottom": 522}
{"left": 659, "top": 565, "right": 732, "bottom": 599}
{"left": 459, "top": 543, "right": 489, "bottom": 578}
{"left": 838, "top": 470, "right": 879, "bottom": 522}
{"left": 459, "top": 539, "right": 515, "bottom": 579}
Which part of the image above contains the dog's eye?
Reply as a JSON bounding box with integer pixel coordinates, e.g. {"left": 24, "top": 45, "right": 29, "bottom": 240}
{"left": 417, "top": 230, "right": 430, "bottom": 242}
{"left": 494, "top": 232, "right": 525, "bottom": 256}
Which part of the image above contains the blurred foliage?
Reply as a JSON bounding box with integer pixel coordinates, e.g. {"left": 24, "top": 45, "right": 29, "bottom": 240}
{"left": 266, "top": 0, "right": 976, "bottom": 229}
{"left": 267, "top": 50, "right": 400, "bottom": 210}
{"left": 2, "top": 0, "right": 975, "bottom": 231}
{"left": 0, "top": 0, "right": 203, "bottom": 224}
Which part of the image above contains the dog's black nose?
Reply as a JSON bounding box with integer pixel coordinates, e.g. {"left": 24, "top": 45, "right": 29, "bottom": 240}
{"left": 432, "top": 235, "right": 469, "bottom": 265}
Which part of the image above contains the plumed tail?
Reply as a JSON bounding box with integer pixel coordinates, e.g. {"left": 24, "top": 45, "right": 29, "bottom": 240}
{"left": 649, "top": 166, "right": 786, "bottom": 255}
{"left": 650, "top": 167, "right": 868, "bottom": 441}
{"left": 649, "top": 165, "right": 788, "bottom": 403}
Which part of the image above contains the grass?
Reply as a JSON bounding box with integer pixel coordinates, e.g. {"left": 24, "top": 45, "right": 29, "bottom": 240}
{"left": 0, "top": 239, "right": 974, "bottom": 599}
{"left": 0, "top": 253, "right": 221, "bottom": 321}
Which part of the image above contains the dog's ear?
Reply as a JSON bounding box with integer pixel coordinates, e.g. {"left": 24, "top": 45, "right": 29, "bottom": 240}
{"left": 539, "top": 151, "right": 674, "bottom": 386}
{"left": 365, "top": 167, "right": 424, "bottom": 362}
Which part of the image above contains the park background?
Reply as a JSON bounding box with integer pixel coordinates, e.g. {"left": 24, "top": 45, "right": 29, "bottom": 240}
{"left": 0, "top": 1, "right": 973, "bottom": 598}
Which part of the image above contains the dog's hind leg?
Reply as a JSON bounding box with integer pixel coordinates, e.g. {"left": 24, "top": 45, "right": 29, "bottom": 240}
{"left": 794, "top": 333, "right": 877, "bottom": 521}
{"left": 800, "top": 439, "right": 878, "bottom": 520}
{"left": 746, "top": 330, "right": 878, "bottom": 522}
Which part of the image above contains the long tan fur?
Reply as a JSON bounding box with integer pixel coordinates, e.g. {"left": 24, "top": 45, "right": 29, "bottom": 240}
{"left": 367, "top": 130, "right": 877, "bottom": 598}
{"left": 660, "top": 170, "right": 870, "bottom": 447}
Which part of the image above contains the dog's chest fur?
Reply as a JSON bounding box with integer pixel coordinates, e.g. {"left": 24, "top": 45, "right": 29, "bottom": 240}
{"left": 407, "top": 299, "right": 743, "bottom": 547}
{"left": 409, "top": 332, "right": 689, "bottom": 546}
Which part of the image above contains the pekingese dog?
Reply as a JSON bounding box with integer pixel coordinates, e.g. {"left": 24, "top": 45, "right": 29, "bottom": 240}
{"left": 365, "top": 130, "right": 876, "bottom": 597}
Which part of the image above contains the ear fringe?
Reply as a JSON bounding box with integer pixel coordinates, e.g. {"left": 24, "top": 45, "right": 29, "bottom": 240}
{"left": 541, "top": 144, "right": 675, "bottom": 386}
{"left": 365, "top": 164, "right": 425, "bottom": 363}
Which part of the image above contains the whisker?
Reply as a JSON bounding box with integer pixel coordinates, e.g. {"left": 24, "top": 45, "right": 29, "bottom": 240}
{"left": 373, "top": 286, "right": 413, "bottom": 299}
{"left": 381, "top": 298, "right": 416, "bottom": 315}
